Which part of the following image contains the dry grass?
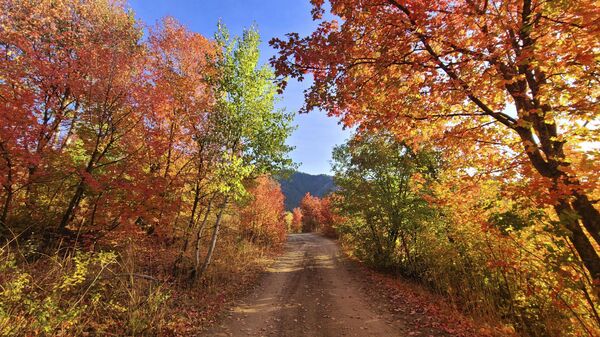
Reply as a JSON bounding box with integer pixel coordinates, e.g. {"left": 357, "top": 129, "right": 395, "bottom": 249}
{"left": 0, "top": 225, "right": 282, "bottom": 336}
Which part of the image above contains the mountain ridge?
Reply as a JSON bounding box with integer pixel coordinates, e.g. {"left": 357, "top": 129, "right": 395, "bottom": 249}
{"left": 277, "top": 171, "right": 335, "bottom": 211}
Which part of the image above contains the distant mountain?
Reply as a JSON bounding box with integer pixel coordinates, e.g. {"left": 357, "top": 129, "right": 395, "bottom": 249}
{"left": 278, "top": 172, "right": 335, "bottom": 211}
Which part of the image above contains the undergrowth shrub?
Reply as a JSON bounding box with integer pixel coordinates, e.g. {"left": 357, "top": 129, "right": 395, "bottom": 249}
{"left": 0, "top": 248, "right": 117, "bottom": 335}
{"left": 0, "top": 245, "right": 172, "bottom": 336}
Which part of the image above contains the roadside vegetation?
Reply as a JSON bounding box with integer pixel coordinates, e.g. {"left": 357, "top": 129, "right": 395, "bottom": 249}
{"left": 274, "top": 1, "right": 600, "bottom": 336}
{"left": 0, "top": 1, "right": 292, "bottom": 335}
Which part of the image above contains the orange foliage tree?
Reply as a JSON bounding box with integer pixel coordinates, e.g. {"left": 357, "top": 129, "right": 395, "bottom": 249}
{"left": 271, "top": 0, "right": 600, "bottom": 289}
{"left": 319, "top": 196, "right": 339, "bottom": 238}
{"left": 239, "top": 176, "right": 287, "bottom": 246}
{"left": 299, "top": 193, "right": 338, "bottom": 236}
{"left": 299, "top": 193, "right": 323, "bottom": 232}
{"left": 291, "top": 207, "right": 303, "bottom": 233}
{"left": 142, "top": 17, "right": 217, "bottom": 236}
{"left": 0, "top": 0, "right": 153, "bottom": 237}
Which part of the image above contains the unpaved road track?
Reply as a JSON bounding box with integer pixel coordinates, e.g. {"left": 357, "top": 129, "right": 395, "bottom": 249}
{"left": 202, "top": 233, "right": 415, "bottom": 337}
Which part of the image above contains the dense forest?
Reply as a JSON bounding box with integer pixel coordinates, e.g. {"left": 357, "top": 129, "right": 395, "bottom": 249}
{"left": 1, "top": 0, "right": 599, "bottom": 336}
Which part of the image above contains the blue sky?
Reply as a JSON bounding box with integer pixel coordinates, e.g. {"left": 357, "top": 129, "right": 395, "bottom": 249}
{"left": 128, "top": 0, "right": 350, "bottom": 175}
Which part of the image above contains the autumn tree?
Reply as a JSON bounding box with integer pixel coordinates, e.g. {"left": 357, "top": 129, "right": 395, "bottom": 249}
{"left": 0, "top": 0, "right": 149, "bottom": 240}
{"left": 318, "top": 196, "right": 340, "bottom": 238}
{"left": 299, "top": 193, "right": 323, "bottom": 232}
{"left": 298, "top": 192, "right": 339, "bottom": 236}
{"left": 144, "top": 17, "right": 216, "bottom": 236}
{"left": 54, "top": 16, "right": 146, "bottom": 236}
{"left": 291, "top": 207, "right": 303, "bottom": 233}
{"left": 239, "top": 175, "right": 287, "bottom": 246}
{"left": 271, "top": 0, "right": 600, "bottom": 288}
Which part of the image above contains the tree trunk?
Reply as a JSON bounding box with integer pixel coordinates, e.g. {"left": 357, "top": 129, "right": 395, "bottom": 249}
{"left": 57, "top": 132, "right": 106, "bottom": 233}
{"left": 514, "top": 126, "right": 600, "bottom": 289}
{"left": 164, "top": 121, "right": 175, "bottom": 178}
{"left": 196, "top": 197, "right": 228, "bottom": 280}
{"left": 187, "top": 196, "right": 214, "bottom": 278}
{"left": 572, "top": 192, "right": 600, "bottom": 246}
{"left": 58, "top": 179, "right": 86, "bottom": 232}
{"left": 0, "top": 186, "right": 11, "bottom": 230}
{"left": 0, "top": 142, "right": 13, "bottom": 230}
{"left": 555, "top": 201, "right": 600, "bottom": 296}
{"left": 88, "top": 193, "right": 103, "bottom": 229}
{"left": 173, "top": 183, "right": 203, "bottom": 273}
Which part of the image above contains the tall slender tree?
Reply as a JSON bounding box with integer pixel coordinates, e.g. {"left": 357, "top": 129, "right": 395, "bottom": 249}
{"left": 192, "top": 24, "right": 295, "bottom": 279}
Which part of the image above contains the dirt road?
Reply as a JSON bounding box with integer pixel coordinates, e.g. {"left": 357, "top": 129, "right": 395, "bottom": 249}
{"left": 202, "top": 233, "right": 419, "bottom": 337}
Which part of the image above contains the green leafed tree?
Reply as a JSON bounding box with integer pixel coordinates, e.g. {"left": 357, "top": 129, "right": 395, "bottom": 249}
{"left": 332, "top": 132, "right": 440, "bottom": 271}
{"left": 192, "top": 23, "right": 295, "bottom": 279}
